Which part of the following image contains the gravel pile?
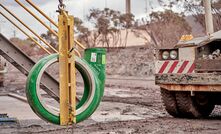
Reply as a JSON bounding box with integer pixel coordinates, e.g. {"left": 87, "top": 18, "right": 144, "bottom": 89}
{"left": 202, "top": 49, "right": 221, "bottom": 60}
{"left": 4, "top": 46, "right": 155, "bottom": 79}
{"left": 106, "top": 47, "right": 155, "bottom": 77}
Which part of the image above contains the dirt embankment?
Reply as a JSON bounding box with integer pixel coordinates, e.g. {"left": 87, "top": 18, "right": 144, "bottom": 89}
{"left": 106, "top": 46, "right": 155, "bottom": 77}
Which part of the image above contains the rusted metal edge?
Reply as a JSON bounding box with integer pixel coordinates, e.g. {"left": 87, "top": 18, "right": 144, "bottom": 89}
{"left": 160, "top": 84, "right": 221, "bottom": 92}
{"left": 195, "top": 59, "right": 221, "bottom": 71}
{"left": 7, "top": 93, "right": 27, "bottom": 103}
{"left": 0, "top": 93, "right": 27, "bottom": 103}
{"left": 155, "top": 73, "right": 221, "bottom": 85}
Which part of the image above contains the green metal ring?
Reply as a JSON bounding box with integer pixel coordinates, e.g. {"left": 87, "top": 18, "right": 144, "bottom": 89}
{"left": 26, "top": 54, "right": 102, "bottom": 125}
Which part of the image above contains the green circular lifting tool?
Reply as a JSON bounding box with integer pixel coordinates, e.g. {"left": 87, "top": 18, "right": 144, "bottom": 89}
{"left": 26, "top": 48, "right": 106, "bottom": 125}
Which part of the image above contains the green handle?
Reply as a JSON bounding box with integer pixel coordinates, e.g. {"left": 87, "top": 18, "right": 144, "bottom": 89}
{"left": 84, "top": 48, "right": 106, "bottom": 96}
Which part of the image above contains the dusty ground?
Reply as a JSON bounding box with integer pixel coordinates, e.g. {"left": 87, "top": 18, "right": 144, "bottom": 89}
{"left": 1, "top": 47, "right": 221, "bottom": 134}
{"left": 1, "top": 70, "right": 221, "bottom": 134}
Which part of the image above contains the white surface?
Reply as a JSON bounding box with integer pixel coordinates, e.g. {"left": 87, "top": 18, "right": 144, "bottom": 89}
{"left": 91, "top": 102, "right": 162, "bottom": 122}
{"left": 0, "top": 96, "right": 39, "bottom": 120}
{"left": 179, "top": 47, "right": 195, "bottom": 61}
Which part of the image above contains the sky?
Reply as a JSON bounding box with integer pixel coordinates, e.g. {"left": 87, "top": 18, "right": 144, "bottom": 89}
{"left": 0, "top": 0, "right": 164, "bottom": 39}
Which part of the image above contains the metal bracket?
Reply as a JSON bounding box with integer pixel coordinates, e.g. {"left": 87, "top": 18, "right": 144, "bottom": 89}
{"left": 0, "top": 114, "right": 17, "bottom": 124}
{"left": 58, "top": 10, "right": 76, "bottom": 125}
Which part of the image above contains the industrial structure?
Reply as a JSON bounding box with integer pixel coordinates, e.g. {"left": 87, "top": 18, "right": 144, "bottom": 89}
{"left": 0, "top": 0, "right": 106, "bottom": 126}
{"left": 126, "top": 0, "right": 131, "bottom": 14}
{"left": 1, "top": 0, "right": 221, "bottom": 127}
{"left": 155, "top": 0, "right": 221, "bottom": 118}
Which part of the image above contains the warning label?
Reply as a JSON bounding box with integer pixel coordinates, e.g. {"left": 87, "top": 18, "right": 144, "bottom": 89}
{"left": 90, "top": 53, "right": 97, "bottom": 63}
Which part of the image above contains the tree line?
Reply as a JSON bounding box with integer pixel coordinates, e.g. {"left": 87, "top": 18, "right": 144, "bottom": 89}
{"left": 23, "top": 0, "right": 221, "bottom": 53}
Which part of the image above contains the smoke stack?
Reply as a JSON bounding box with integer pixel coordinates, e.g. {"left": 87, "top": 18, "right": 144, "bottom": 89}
{"left": 126, "top": 0, "right": 131, "bottom": 14}
{"left": 203, "top": 0, "right": 214, "bottom": 35}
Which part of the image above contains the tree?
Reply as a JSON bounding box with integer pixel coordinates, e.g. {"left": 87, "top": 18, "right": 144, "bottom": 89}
{"left": 161, "top": 0, "right": 221, "bottom": 33}
{"left": 134, "top": 10, "right": 192, "bottom": 48}
{"left": 87, "top": 8, "right": 121, "bottom": 48}
{"left": 87, "top": 8, "right": 135, "bottom": 48}
{"left": 40, "top": 17, "right": 90, "bottom": 48}
{"left": 74, "top": 17, "right": 91, "bottom": 47}
{"left": 119, "top": 13, "right": 135, "bottom": 46}
{"left": 184, "top": 0, "right": 221, "bottom": 32}
{"left": 40, "top": 30, "right": 58, "bottom": 49}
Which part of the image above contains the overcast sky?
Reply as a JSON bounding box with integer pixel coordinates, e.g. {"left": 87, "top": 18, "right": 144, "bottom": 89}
{"left": 0, "top": 0, "right": 165, "bottom": 39}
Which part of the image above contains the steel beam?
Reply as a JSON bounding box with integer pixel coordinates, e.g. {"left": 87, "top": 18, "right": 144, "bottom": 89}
{"left": 0, "top": 34, "right": 59, "bottom": 99}
{"left": 155, "top": 73, "right": 221, "bottom": 85}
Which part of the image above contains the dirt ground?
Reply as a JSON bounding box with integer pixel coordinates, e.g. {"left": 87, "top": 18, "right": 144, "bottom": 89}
{"left": 1, "top": 47, "right": 221, "bottom": 134}
{"left": 1, "top": 70, "right": 221, "bottom": 134}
